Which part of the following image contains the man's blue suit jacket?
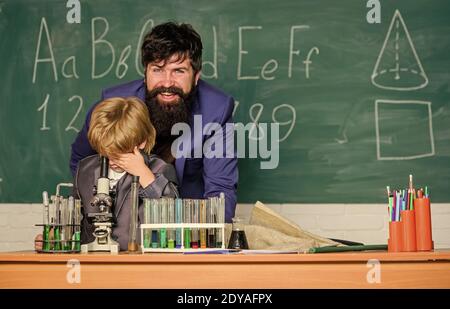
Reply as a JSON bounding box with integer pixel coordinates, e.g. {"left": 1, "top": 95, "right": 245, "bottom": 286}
{"left": 70, "top": 79, "right": 238, "bottom": 222}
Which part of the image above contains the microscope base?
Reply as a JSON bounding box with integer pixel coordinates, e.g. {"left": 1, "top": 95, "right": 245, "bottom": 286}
{"left": 81, "top": 240, "right": 119, "bottom": 254}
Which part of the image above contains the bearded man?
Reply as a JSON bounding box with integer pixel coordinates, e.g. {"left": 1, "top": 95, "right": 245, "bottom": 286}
{"left": 70, "top": 22, "right": 238, "bottom": 222}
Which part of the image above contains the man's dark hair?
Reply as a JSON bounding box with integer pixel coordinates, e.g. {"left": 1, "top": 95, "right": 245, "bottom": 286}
{"left": 141, "top": 22, "right": 203, "bottom": 74}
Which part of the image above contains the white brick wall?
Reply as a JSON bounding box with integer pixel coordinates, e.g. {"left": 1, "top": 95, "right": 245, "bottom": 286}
{"left": 235, "top": 203, "right": 450, "bottom": 249}
{"left": 0, "top": 203, "right": 449, "bottom": 251}
{"left": 0, "top": 203, "right": 42, "bottom": 251}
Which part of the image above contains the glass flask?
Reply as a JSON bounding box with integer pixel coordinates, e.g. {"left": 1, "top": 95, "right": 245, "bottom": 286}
{"left": 227, "top": 217, "right": 249, "bottom": 250}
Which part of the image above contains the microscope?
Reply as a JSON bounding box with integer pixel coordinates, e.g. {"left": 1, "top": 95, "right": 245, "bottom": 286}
{"left": 81, "top": 156, "right": 120, "bottom": 254}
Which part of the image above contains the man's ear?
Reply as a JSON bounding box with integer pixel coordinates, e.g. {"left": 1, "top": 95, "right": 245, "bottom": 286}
{"left": 194, "top": 71, "right": 201, "bottom": 86}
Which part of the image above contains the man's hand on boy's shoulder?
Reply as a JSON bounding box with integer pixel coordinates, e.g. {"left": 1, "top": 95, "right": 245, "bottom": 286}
{"left": 116, "top": 147, "right": 155, "bottom": 188}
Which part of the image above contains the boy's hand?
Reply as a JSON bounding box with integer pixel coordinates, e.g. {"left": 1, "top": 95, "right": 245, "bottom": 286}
{"left": 116, "top": 147, "right": 155, "bottom": 188}
{"left": 116, "top": 147, "right": 146, "bottom": 175}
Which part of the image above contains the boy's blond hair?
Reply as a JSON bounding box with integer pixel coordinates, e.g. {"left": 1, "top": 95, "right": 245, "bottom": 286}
{"left": 88, "top": 97, "right": 156, "bottom": 158}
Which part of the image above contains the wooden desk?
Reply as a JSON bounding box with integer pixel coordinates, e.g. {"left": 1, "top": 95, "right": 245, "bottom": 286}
{"left": 1, "top": 250, "right": 449, "bottom": 288}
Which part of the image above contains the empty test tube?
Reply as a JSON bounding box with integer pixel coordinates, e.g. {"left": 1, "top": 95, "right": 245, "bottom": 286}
{"left": 217, "top": 193, "right": 225, "bottom": 248}
{"left": 143, "top": 199, "right": 151, "bottom": 248}
{"left": 175, "top": 199, "right": 183, "bottom": 248}
{"left": 127, "top": 176, "right": 139, "bottom": 252}
{"left": 200, "top": 199, "right": 207, "bottom": 248}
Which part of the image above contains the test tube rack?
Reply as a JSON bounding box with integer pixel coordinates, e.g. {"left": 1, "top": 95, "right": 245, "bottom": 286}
{"left": 34, "top": 224, "right": 82, "bottom": 253}
{"left": 35, "top": 183, "right": 82, "bottom": 253}
{"left": 140, "top": 223, "right": 225, "bottom": 253}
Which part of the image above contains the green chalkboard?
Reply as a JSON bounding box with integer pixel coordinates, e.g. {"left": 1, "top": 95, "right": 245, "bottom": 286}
{"left": 1, "top": 0, "right": 449, "bottom": 203}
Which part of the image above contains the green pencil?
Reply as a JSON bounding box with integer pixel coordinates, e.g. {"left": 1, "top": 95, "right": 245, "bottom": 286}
{"left": 309, "top": 244, "right": 388, "bottom": 254}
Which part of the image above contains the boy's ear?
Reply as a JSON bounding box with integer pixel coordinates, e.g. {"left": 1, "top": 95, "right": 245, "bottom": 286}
{"left": 138, "top": 141, "right": 146, "bottom": 149}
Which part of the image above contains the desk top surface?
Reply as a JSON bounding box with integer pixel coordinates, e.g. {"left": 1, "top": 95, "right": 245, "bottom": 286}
{"left": 1, "top": 250, "right": 449, "bottom": 263}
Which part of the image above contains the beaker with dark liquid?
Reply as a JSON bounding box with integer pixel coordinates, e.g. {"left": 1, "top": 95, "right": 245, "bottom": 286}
{"left": 228, "top": 217, "right": 249, "bottom": 249}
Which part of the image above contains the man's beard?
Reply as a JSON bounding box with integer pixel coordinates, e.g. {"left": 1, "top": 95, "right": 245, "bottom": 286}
{"left": 145, "top": 83, "right": 196, "bottom": 140}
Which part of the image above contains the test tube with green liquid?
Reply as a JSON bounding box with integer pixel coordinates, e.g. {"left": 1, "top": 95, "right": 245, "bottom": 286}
{"left": 74, "top": 199, "right": 81, "bottom": 251}
{"left": 183, "top": 199, "right": 191, "bottom": 249}
{"left": 42, "top": 191, "right": 50, "bottom": 251}
{"left": 65, "top": 197, "right": 74, "bottom": 251}
{"left": 60, "top": 197, "right": 68, "bottom": 251}
{"left": 53, "top": 196, "right": 61, "bottom": 251}
{"left": 150, "top": 199, "right": 159, "bottom": 248}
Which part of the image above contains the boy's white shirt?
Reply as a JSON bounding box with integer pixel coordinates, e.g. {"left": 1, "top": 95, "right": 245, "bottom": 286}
{"left": 108, "top": 167, "right": 126, "bottom": 189}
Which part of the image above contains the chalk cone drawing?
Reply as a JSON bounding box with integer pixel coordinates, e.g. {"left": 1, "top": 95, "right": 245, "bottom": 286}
{"left": 371, "top": 10, "right": 428, "bottom": 91}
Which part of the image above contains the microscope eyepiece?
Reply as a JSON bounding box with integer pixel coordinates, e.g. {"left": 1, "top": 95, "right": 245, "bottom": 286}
{"left": 100, "top": 156, "right": 109, "bottom": 178}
